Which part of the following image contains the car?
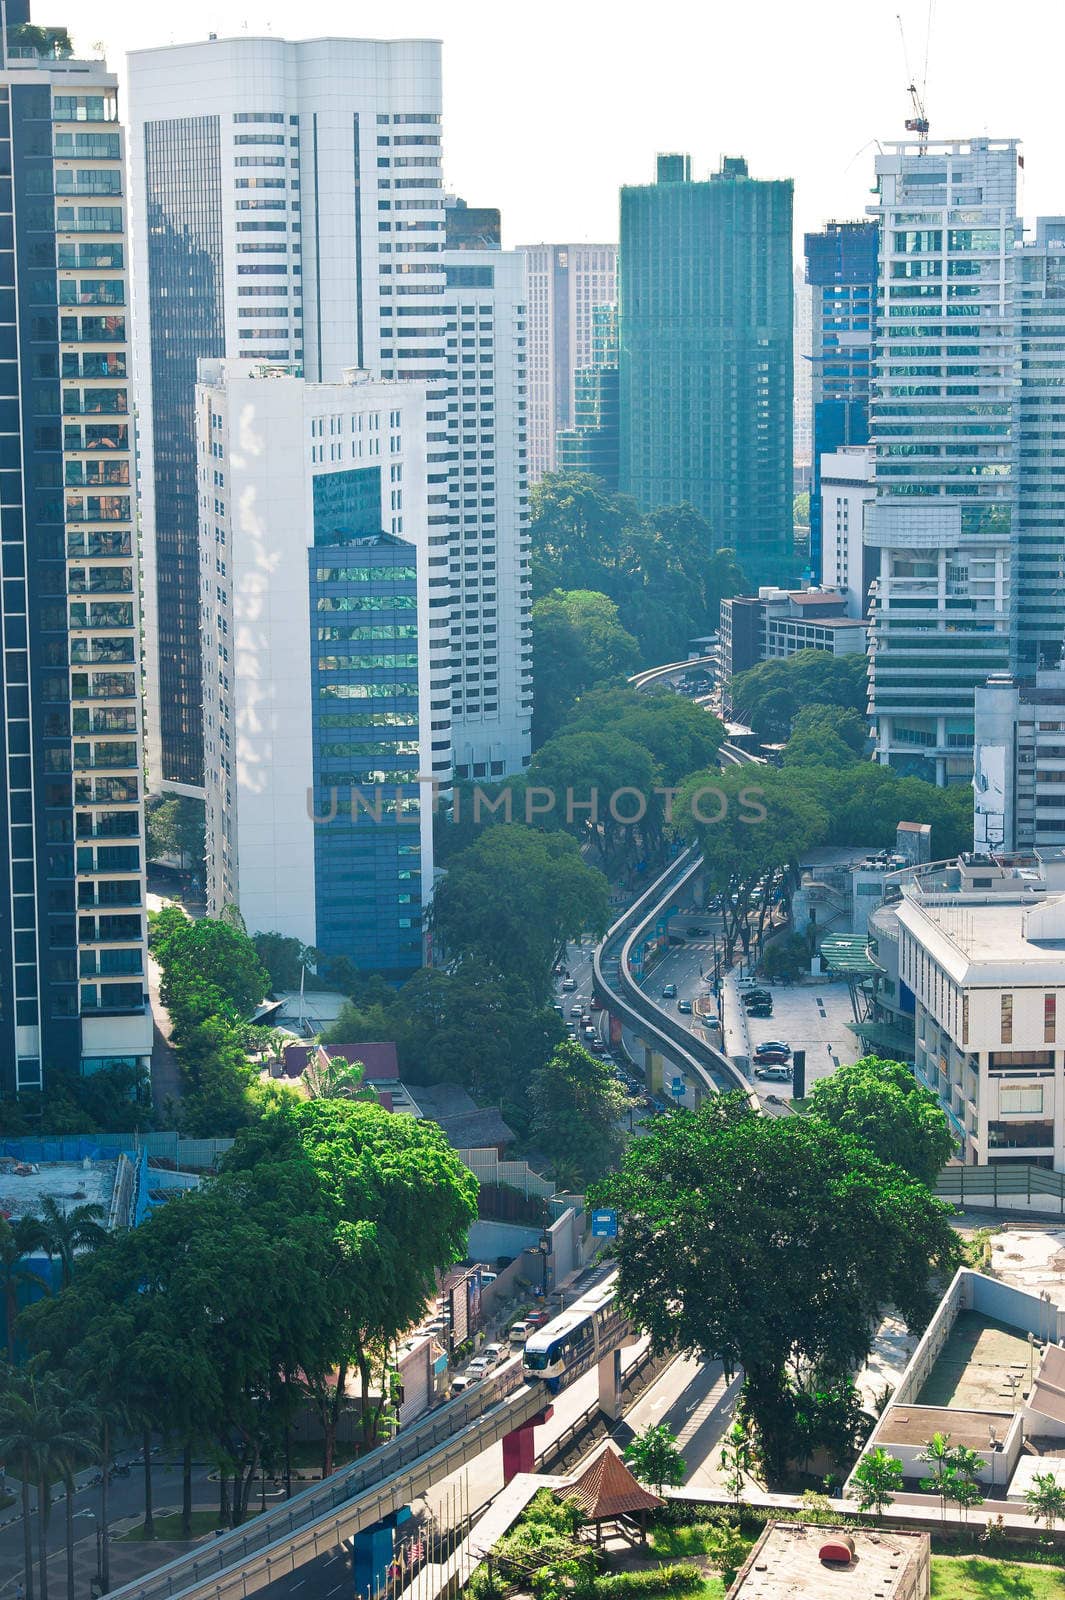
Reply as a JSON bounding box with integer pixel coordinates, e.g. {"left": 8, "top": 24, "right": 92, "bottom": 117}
{"left": 747, "top": 1003, "right": 773, "bottom": 1019}
{"left": 583, "top": 1026, "right": 598, "bottom": 1041}
{"left": 451, "top": 1375, "right": 472, "bottom": 1393}
{"left": 758, "top": 1041, "right": 791, "bottom": 1056}
{"left": 741, "top": 988, "right": 771, "bottom": 1005}
{"left": 479, "top": 1269, "right": 498, "bottom": 1285}
{"left": 570, "top": 1004, "right": 583, "bottom": 1017}
{"left": 677, "top": 999, "right": 693, "bottom": 1014}
{"left": 509, "top": 1321, "right": 531, "bottom": 1346}
{"left": 483, "top": 1343, "right": 506, "bottom": 1365}
{"left": 759, "top": 1064, "right": 792, "bottom": 1082}
{"left": 704, "top": 1016, "right": 721, "bottom": 1029}
{"left": 686, "top": 926, "right": 709, "bottom": 938}
{"left": 590, "top": 1038, "right": 606, "bottom": 1052}
{"left": 524, "top": 1310, "right": 549, "bottom": 1328}
{"left": 754, "top": 1044, "right": 790, "bottom": 1061}
{"left": 561, "top": 977, "right": 577, "bottom": 992}
{"left": 467, "top": 1356, "right": 492, "bottom": 1378}
{"left": 590, "top": 995, "right": 603, "bottom": 1011}
{"left": 552, "top": 1003, "right": 564, "bottom": 1016}
{"left": 662, "top": 983, "right": 678, "bottom": 999}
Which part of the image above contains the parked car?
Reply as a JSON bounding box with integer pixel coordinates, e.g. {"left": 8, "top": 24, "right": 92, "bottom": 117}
{"left": 756, "top": 1064, "right": 792, "bottom": 1082}
{"left": 677, "top": 998, "right": 693, "bottom": 1015}
{"left": 758, "top": 1040, "right": 791, "bottom": 1056}
{"left": 747, "top": 1003, "right": 773, "bottom": 1019}
{"left": 741, "top": 988, "right": 771, "bottom": 1006}
{"left": 754, "top": 1045, "right": 790, "bottom": 1063}
{"left": 662, "top": 982, "right": 678, "bottom": 999}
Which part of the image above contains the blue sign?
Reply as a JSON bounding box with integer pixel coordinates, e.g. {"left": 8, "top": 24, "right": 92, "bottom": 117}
{"left": 670, "top": 1076, "right": 685, "bottom": 1099}
{"left": 591, "top": 1209, "right": 618, "bottom": 1239}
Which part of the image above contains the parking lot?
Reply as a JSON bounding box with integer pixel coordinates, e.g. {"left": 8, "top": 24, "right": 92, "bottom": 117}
{"left": 725, "top": 976, "right": 862, "bottom": 1105}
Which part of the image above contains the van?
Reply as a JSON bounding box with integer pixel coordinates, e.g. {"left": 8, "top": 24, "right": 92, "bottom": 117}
{"left": 509, "top": 1321, "right": 531, "bottom": 1346}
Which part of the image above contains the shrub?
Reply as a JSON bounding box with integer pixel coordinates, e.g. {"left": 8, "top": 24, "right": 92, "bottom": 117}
{"left": 594, "top": 1565, "right": 702, "bottom": 1598}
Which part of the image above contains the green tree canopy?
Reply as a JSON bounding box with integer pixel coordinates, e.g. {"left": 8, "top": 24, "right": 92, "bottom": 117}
{"left": 592, "top": 1096, "right": 961, "bottom": 1479}
{"left": 430, "top": 825, "right": 609, "bottom": 1002}
{"left": 806, "top": 1055, "right": 954, "bottom": 1187}
{"left": 730, "top": 650, "right": 868, "bottom": 743}
{"left": 528, "top": 1041, "right": 629, "bottom": 1189}
{"left": 153, "top": 914, "right": 269, "bottom": 1028}
{"left": 560, "top": 685, "right": 725, "bottom": 787}
{"left": 251, "top": 932, "right": 321, "bottom": 993}
{"left": 531, "top": 588, "right": 640, "bottom": 745}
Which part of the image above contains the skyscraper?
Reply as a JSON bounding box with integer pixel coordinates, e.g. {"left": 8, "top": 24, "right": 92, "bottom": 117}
{"left": 128, "top": 36, "right": 455, "bottom": 793}
{"left": 804, "top": 221, "right": 877, "bottom": 584}
{"left": 619, "top": 154, "right": 794, "bottom": 587}
{"left": 197, "top": 362, "right": 433, "bottom": 976}
{"left": 520, "top": 241, "right": 617, "bottom": 482}
{"left": 443, "top": 203, "right": 532, "bottom": 776}
{"left": 793, "top": 266, "right": 812, "bottom": 479}
{"left": 866, "top": 139, "right": 1018, "bottom": 783}
{"left": 0, "top": 8, "right": 150, "bottom": 1087}
{"left": 1013, "top": 218, "right": 1065, "bottom": 675}
{"left": 556, "top": 304, "right": 620, "bottom": 489}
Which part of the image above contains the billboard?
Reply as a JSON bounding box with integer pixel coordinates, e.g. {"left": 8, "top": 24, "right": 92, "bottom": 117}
{"left": 974, "top": 742, "right": 1007, "bottom": 851}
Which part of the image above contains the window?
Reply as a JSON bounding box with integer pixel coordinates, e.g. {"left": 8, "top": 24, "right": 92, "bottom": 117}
{"left": 1046, "top": 993, "right": 1057, "bottom": 1045}
{"left": 1000, "top": 1086, "right": 1044, "bottom": 1115}
{"left": 1001, "top": 993, "right": 1013, "bottom": 1044}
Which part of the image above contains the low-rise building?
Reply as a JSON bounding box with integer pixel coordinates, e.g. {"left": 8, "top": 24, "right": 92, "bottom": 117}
{"left": 727, "top": 1522, "right": 929, "bottom": 1600}
{"left": 719, "top": 586, "right": 866, "bottom": 708}
{"left": 878, "top": 851, "right": 1065, "bottom": 1168}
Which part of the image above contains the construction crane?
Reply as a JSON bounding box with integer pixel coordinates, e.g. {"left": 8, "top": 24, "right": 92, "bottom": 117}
{"left": 897, "top": 9, "right": 932, "bottom": 151}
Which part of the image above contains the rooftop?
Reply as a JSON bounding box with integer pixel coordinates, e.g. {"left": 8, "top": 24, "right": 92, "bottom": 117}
{"left": 0, "top": 1157, "right": 117, "bottom": 1226}
{"left": 916, "top": 1308, "right": 1036, "bottom": 1410}
{"left": 727, "top": 1522, "right": 929, "bottom": 1599}
{"left": 895, "top": 891, "right": 1065, "bottom": 985}
{"left": 877, "top": 1403, "right": 1012, "bottom": 1451}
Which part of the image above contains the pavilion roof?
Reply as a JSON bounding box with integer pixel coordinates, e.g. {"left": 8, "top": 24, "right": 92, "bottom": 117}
{"left": 559, "top": 1444, "right": 663, "bottom": 1521}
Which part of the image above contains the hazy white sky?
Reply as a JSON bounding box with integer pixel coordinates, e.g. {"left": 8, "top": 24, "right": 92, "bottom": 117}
{"left": 62, "top": 0, "right": 1063, "bottom": 254}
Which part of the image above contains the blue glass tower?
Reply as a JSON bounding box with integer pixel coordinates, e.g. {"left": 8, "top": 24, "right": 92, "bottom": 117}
{"left": 804, "top": 221, "right": 878, "bottom": 582}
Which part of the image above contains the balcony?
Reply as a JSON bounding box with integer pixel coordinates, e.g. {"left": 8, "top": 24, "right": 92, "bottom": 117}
{"left": 987, "top": 1121, "right": 1055, "bottom": 1150}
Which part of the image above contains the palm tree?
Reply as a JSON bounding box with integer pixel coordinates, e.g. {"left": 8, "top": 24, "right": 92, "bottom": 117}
{"left": 1026, "top": 1471, "right": 1065, "bottom": 1538}
{"left": 302, "top": 1053, "right": 377, "bottom": 1102}
{"left": 0, "top": 1219, "right": 50, "bottom": 1361}
{"left": 37, "top": 1198, "right": 106, "bottom": 1290}
{"left": 917, "top": 1431, "right": 954, "bottom": 1520}
{"left": 0, "top": 1365, "right": 94, "bottom": 1600}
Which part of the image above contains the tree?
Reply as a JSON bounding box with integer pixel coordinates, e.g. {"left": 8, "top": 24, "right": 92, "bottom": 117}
{"left": 531, "top": 589, "right": 640, "bottom": 746}
{"left": 918, "top": 1431, "right": 956, "bottom": 1521}
{"left": 719, "top": 1419, "right": 753, "bottom": 1507}
{"left": 430, "top": 825, "right": 610, "bottom": 1003}
{"left": 677, "top": 766, "right": 828, "bottom": 962}
{"left": 623, "top": 1423, "right": 686, "bottom": 1494}
{"left": 153, "top": 914, "right": 269, "bottom": 1028}
{"left": 559, "top": 686, "right": 725, "bottom": 789}
{"left": 529, "top": 1042, "right": 629, "bottom": 1190}
{"left": 592, "top": 1097, "right": 961, "bottom": 1482}
{"left": 0, "top": 1218, "right": 50, "bottom": 1360}
{"left": 788, "top": 705, "right": 868, "bottom": 757}
{"left": 1025, "top": 1470, "right": 1065, "bottom": 1536}
{"left": 222, "top": 1100, "right": 478, "bottom": 1474}
{"left": 526, "top": 730, "right": 661, "bottom": 865}
{"left": 729, "top": 651, "right": 868, "bottom": 744}
{"left": 302, "top": 1054, "right": 377, "bottom": 1103}
{"left": 252, "top": 932, "right": 321, "bottom": 993}
{"left": 851, "top": 1447, "right": 904, "bottom": 1517}
{"left": 0, "top": 1365, "right": 94, "bottom": 1600}
{"left": 36, "top": 1197, "right": 106, "bottom": 1290}
{"left": 806, "top": 1056, "right": 953, "bottom": 1187}
{"left": 945, "top": 1446, "right": 986, "bottom": 1525}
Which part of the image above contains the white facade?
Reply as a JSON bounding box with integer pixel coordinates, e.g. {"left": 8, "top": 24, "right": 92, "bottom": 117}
{"left": 974, "top": 668, "right": 1065, "bottom": 853}
{"left": 196, "top": 361, "right": 433, "bottom": 967}
{"left": 520, "top": 242, "right": 617, "bottom": 481}
{"left": 820, "top": 444, "right": 874, "bottom": 616}
{"left": 443, "top": 247, "right": 532, "bottom": 775}
{"left": 894, "top": 854, "right": 1065, "bottom": 1169}
{"left": 866, "top": 138, "right": 1018, "bottom": 785}
{"left": 793, "top": 265, "right": 812, "bottom": 466}
{"left": 127, "top": 36, "right": 455, "bottom": 794}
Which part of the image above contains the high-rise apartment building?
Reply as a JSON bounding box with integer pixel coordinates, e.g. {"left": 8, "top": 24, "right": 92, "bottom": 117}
{"left": 520, "top": 241, "right": 617, "bottom": 482}
{"left": 804, "top": 221, "right": 877, "bottom": 584}
{"left": 0, "top": 9, "right": 150, "bottom": 1087}
{"left": 443, "top": 206, "right": 532, "bottom": 776}
{"left": 128, "top": 36, "right": 456, "bottom": 793}
{"left": 197, "top": 361, "right": 433, "bottom": 977}
{"left": 1014, "top": 218, "right": 1065, "bottom": 675}
{"left": 866, "top": 138, "right": 1019, "bottom": 784}
{"left": 619, "top": 154, "right": 794, "bottom": 588}
{"left": 556, "top": 304, "right": 619, "bottom": 489}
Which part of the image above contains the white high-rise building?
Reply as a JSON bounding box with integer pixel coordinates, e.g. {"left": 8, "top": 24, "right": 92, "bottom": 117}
{"left": 865, "top": 138, "right": 1019, "bottom": 785}
{"left": 793, "top": 265, "right": 812, "bottom": 470}
{"left": 520, "top": 242, "right": 617, "bottom": 482}
{"left": 443, "top": 228, "right": 533, "bottom": 776}
{"left": 820, "top": 444, "right": 875, "bottom": 617}
{"left": 127, "top": 36, "right": 456, "bottom": 795}
{"left": 197, "top": 360, "right": 434, "bottom": 977}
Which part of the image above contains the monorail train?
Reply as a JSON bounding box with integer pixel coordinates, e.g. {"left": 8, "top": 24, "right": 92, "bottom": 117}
{"left": 521, "top": 1277, "right": 620, "bottom": 1392}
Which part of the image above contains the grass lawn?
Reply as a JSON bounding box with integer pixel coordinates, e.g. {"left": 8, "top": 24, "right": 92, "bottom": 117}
{"left": 119, "top": 1511, "right": 229, "bottom": 1542}
{"left": 931, "top": 1556, "right": 1065, "bottom": 1597}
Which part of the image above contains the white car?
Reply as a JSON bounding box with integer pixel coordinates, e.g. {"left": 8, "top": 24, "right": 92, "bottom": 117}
{"left": 483, "top": 1342, "right": 506, "bottom": 1365}
{"left": 467, "top": 1356, "right": 492, "bottom": 1378}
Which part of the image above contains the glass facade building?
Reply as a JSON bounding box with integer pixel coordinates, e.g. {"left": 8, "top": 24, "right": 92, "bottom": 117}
{"left": 556, "top": 303, "right": 619, "bottom": 488}
{"left": 619, "top": 154, "right": 794, "bottom": 588}
{"left": 804, "top": 221, "right": 877, "bottom": 584}
{"left": 866, "top": 139, "right": 1019, "bottom": 783}
{"left": 0, "top": 9, "right": 150, "bottom": 1087}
